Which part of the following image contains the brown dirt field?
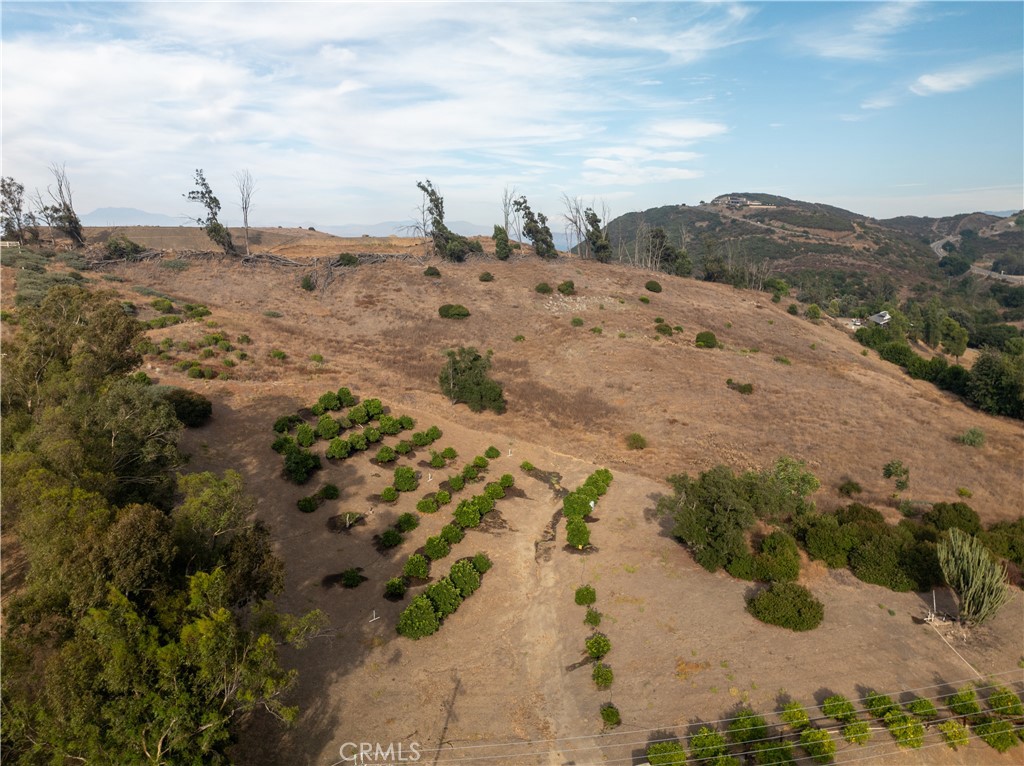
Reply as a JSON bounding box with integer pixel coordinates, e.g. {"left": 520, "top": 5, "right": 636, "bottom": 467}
{"left": 11, "top": 240, "right": 1024, "bottom": 765}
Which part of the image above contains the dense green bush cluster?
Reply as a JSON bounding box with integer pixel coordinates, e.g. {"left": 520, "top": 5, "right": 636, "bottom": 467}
{"left": 695, "top": 330, "right": 719, "bottom": 348}
{"left": 561, "top": 469, "right": 612, "bottom": 550}
{"left": 396, "top": 555, "right": 491, "bottom": 639}
{"left": 557, "top": 280, "right": 576, "bottom": 296}
{"left": 438, "top": 303, "right": 470, "bottom": 319}
{"left": 439, "top": 346, "right": 506, "bottom": 414}
{"left": 746, "top": 583, "right": 824, "bottom": 631}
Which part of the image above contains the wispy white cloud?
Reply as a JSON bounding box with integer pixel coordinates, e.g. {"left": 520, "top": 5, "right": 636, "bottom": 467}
{"left": 801, "top": 2, "right": 919, "bottom": 60}
{"left": 910, "top": 54, "right": 1022, "bottom": 96}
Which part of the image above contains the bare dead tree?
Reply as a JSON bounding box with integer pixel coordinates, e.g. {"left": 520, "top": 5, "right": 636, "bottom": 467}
{"left": 632, "top": 219, "right": 652, "bottom": 270}
{"left": 233, "top": 169, "right": 256, "bottom": 257}
{"left": 28, "top": 188, "right": 57, "bottom": 246}
{"left": 45, "top": 163, "right": 85, "bottom": 246}
{"left": 560, "top": 194, "right": 587, "bottom": 257}
{"left": 502, "top": 184, "right": 520, "bottom": 243}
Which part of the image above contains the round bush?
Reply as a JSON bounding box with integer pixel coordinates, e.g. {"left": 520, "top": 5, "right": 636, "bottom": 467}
{"left": 472, "top": 455, "right": 489, "bottom": 469}
{"left": 535, "top": 282, "right": 553, "bottom": 294}
{"left": 316, "top": 415, "right": 340, "bottom": 440}
{"left": 395, "top": 512, "right": 420, "bottom": 533}
{"left": 384, "top": 577, "right": 407, "bottom": 600}
{"left": 424, "top": 535, "right": 451, "bottom": 561}
{"left": 440, "top": 446, "right": 458, "bottom": 460}
{"left": 318, "top": 483, "right": 340, "bottom": 500}
{"left": 375, "top": 445, "right": 397, "bottom": 464}
{"left": 557, "top": 280, "right": 575, "bottom": 296}
{"left": 625, "top": 432, "right": 647, "bottom": 450}
{"left": 746, "top": 583, "right": 824, "bottom": 631}
{"left": 484, "top": 445, "right": 501, "bottom": 459}
{"left": 645, "top": 280, "right": 662, "bottom": 293}
{"left": 403, "top": 553, "right": 429, "bottom": 580}
{"left": 395, "top": 440, "right": 413, "bottom": 455}
{"left": 380, "top": 486, "right": 399, "bottom": 503}
{"left": 584, "top": 608, "right": 602, "bottom": 627}
{"left": 416, "top": 497, "right": 438, "bottom": 514}
{"left": 440, "top": 523, "right": 464, "bottom": 545}
{"left": 326, "top": 437, "right": 352, "bottom": 460}
{"left": 600, "top": 703, "right": 621, "bottom": 728}
{"left": 435, "top": 489, "right": 451, "bottom": 506}
{"left": 575, "top": 585, "right": 597, "bottom": 606}
{"left": 438, "top": 303, "right": 470, "bottom": 319}
{"left": 585, "top": 633, "right": 611, "bottom": 659}
{"left": 448, "top": 474, "right": 465, "bottom": 492}
{"left": 348, "top": 432, "right": 368, "bottom": 451}
{"left": 396, "top": 594, "right": 439, "bottom": 639}
{"left": 499, "top": 473, "right": 515, "bottom": 489}
{"left": 394, "top": 466, "right": 418, "bottom": 492}
{"left": 423, "top": 265, "right": 441, "bottom": 277}
{"left": 695, "top": 330, "right": 718, "bottom": 348}
{"left": 449, "top": 559, "right": 481, "bottom": 597}
{"left": 472, "top": 552, "right": 493, "bottom": 574}
{"left": 297, "top": 496, "right": 318, "bottom": 513}
{"left": 379, "top": 529, "right": 403, "bottom": 548}
{"left": 425, "top": 577, "right": 463, "bottom": 618}
{"left": 479, "top": 271, "right": 494, "bottom": 282}
{"left": 592, "top": 662, "right": 613, "bottom": 689}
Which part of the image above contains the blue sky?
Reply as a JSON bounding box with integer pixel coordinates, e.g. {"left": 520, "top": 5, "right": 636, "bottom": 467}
{"left": 2, "top": 2, "right": 1021, "bottom": 229}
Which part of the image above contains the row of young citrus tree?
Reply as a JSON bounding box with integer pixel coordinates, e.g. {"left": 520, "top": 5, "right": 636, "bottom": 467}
{"left": 645, "top": 679, "right": 1022, "bottom": 765}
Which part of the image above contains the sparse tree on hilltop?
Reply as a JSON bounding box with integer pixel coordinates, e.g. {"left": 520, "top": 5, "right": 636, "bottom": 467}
{"left": 513, "top": 195, "right": 557, "bottom": 259}
{"left": 32, "top": 163, "right": 85, "bottom": 247}
{"left": 185, "top": 169, "right": 235, "bottom": 254}
{"left": 1, "top": 176, "right": 35, "bottom": 244}
{"left": 234, "top": 169, "right": 256, "bottom": 257}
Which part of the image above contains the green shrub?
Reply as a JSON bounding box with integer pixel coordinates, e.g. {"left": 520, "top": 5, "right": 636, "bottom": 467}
{"left": 987, "top": 685, "right": 1024, "bottom": 717}
{"left": 520, "top": 461, "right": 535, "bottom": 472}
{"left": 585, "top": 633, "right": 610, "bottom": 659}
{"left": 974, "top": 718, "right": 1018, "bottom": 752}
{"left": 438, "top": 303, "right": 470, "bottom": 319}
{"left": 461, "top": 465, "right": 479, "bottom": 482}
{"left": 837, "top": 479, "right": 862, "bottom": 497}
{"left": 271, "top": 435, "right": 295, "bottom": 454}
{"left": 727, "top": 708, "right": 768, "bottom": 745}
{"left": 395, "top": 440, "right": 413, "bottom": 455}
{"left": 394, "top": 466, "right": 418, "bottom": 492}
{"left": 780, "top": 701, "right": 810, "bottom": 731}
{"left": 646, "top": 741, "right": 686, "bottom": 765}
{"left": 348, "top": 403, "right": 369, "bottom": 424}
{"left": 822, "top": 695, "right": 857, "bottom": 723}
{"left": 395, "top": 513, "right": 419, "bottom": 533}
{"left": 316, "top": 415, "right": 341, "bottom": 440}
{"left": 753, "top": 531, "right": 801, "bottom": 583}
{"left": 584, "top": 608, "right": 601, "bottom": 627}
{"left": 639, "top": 296, "right": 650, "bottom": 304}
{"left": 484, "top": 482, "right": 504, "bottom": 501}
{"left": 746, "top": 583, "right": 823, "bottom": 631}
{"left": 396, "top": 595, "right": 439, "bottom": 638}
{"left": 269, "top": 348, "right": 287, "bottom": 360}
{"left": 726, "top": 379, "right": 754, "bottom": 395}
{"left": 297, "top": 496, "right": 318, "bottom": 513}
{"left": 339, "top": 568, "right": 364, "bottom": 588}
{"left": 695, "top": 330, "right": 718, "bottom": 348}
{"left": 365, "top": 426, "right": 382, "bottom": 443}
{"left": 429, "top": 452, "right": 446, "bottom": 469}
{"left": 425, "top": 577, "right": 462, "bottom": 618}
{"left": 483, "top": 445, "right": 501, "bottom": 459}
{"left": 938, "top": 719, "right": 970, "bottom": 749}
{"left": 498, "top": 473, "right": 515, "bottom": 489}
{"left": 956, "top": 427, "right": 985, "bottom": 447}
{"left": 906, "top": 696, "right": 938, "bottom": 719}
{"left": 384, "top": 577, "right": 407, "bottom": 600}
{"left": 655, "top": 323, "right": 673, "bottom": 336}
{"left": 842, "top": 721, "right": 870, "bottom": 745}
{"left": 625, "top": 432, "right": 646, "bottom": 450}
{"left": 440, "top": 523, "right": 464, "bottom": 545}
{"left": 645, "top": 280, "right": 663, "bottom": 293}
{"left": 557, "top": 280, "right": 575, "bottom": 295}
{"left": 424, "top": 536, "right": 451, "bottom": 561}
{"left": 326, "top": 437, "right": 352, "bottom": 459}
{"left": 379, "top": 529, "right": 403, "bottom": 549}
{"left": 416, "top": 497, "right": 438, "bottom": 514}
{"left": 600, "top": 703, "right": 621, "bottom": 728}
{"left": 752, "top": 739, "right": 796, "bottom": 766}
{"left": 448, "top": 474, "right": 465, "bottom": 492}
{"left": 105, "top": 234, "right": 145, "bottom": 259}
{"left": 864, "top": 691, "right": 899, "bottom": 719}
{"left": 922, "top": 502, "right": 981, "bottom": 535}
{"left": 570, "top": 316, "right": 584, "bottom": 327}
{"left": 424, "top": 265, "right": 441, "bottom": 277}
{"left": 378, "top": 415, "right": 402, "bottom": 435}
{"left": 472, "top": 455, "right": 489, "bottom": 470}
{"left": 689, "top": 726, "right": 728, "bottom": 761}
{"left": 151, "top": 297, "right": 174, "bottom": 313}
{"left": 799, "top": 728, "right": 836, "bottom": 764}
{"left": 479, "top": 271, "right": 494, "bottom": 282}
{"left": 162, "top": 388, "right": 213, "bottom": 427}
{"left": 294, "top": 423, "right": 315, "bottom": 447}
{"left": 535, "top": 282, "right": 553, "bottom": 294}
{"left": 318, "top": 484, "right": 340, "bottom": 500}
{"left": 435, "top": 490, "right": 451, "bottom": 506}
{"left": 449, "top": 559, "right": 481, "bottom": 597}
{"left": 454, "top": 501, "right": 481, "bottom": 528}
{"left": 471, "top": 552, "right": 492, "bottom": 574}
{"left": 575, "top": 585, "right": 597, "bottom": 605}
{"left": 884, "top": 710, "right": 924, "bottom": 748}
{"left": 380, "top": 486, "right": 398, "bottom": 503}
{"left": 375, "top": 446, "right": 397, "bottom": 464}
{"left": 805, "top": 304, "right": 821, "bottom": 320}
{"left": 566, "top": 517, "right": 590, "bottom": 549}
{"left": 591, "top": 662, "right": 613, "bottom": 689}
{"left": 283, "top": 446, "right": 321, "bottom": 484}
{"left": 787, "top": 303, "right": 799, "bottom": 315}
{"left": 946, "top": 685, "right": 981, "bottom": 718}
{"left": 300, "top": 274, "right": 315, "bottom": 291}
{"left": 403, "top": 554, "right": 429, "bottom": 580}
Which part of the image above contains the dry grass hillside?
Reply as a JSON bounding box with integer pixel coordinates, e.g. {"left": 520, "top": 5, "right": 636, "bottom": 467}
{"left": 6, "top": 233, "right": 1023, "bottom": 765}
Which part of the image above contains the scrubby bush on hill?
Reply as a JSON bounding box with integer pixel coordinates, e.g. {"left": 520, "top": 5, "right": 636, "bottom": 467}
{"left": 695, "top": 330, "right": 719, "bottom": 348}
{"left": 535, "top": 282, "right": 552, "bottom": 294}
{"left": 439, "top": 346, "right": 506, "bottom": 414}
{"left": 438, "top": 303, "right": 470, "bottom": 319}
{"left": 746, "top": 583, "right": 823, "bottom": 631}
{"left": 645, "top": 280, "right": 662, "bottom": 293}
